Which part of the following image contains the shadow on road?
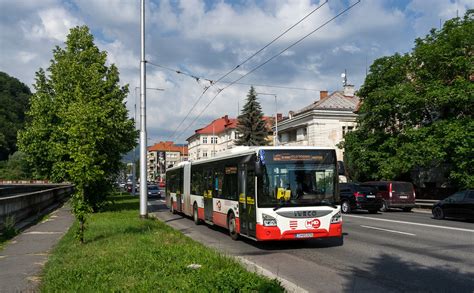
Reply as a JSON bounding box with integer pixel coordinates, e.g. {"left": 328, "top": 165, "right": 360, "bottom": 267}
{"left": 342, "top": 253, "right": 474, "bottom": 292}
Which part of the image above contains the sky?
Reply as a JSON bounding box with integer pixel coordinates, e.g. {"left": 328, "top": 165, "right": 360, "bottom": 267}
{"left": 0, "top": 0, "right": 471, "bottom": 144}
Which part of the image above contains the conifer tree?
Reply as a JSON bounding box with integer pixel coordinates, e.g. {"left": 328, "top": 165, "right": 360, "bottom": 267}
{"left": 235, "top": 86, "right": 269, "bottom": 146}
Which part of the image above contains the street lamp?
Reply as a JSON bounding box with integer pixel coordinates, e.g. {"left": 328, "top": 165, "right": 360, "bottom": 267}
{"left": 256, "top": 92, "right": 278, "bottom": 146}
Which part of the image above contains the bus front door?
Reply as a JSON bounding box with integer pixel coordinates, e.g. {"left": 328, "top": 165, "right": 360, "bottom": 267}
{"left": 239, "top": 165, "right": 256, "bottom": 238}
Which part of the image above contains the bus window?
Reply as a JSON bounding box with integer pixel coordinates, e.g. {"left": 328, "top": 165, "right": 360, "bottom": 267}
{"left": 223, "top": 165, "right": 238, "bottom": 200}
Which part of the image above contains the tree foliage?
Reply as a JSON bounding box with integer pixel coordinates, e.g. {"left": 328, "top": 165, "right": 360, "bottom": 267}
{"left": 18, "top": 26, "right": 137, "bottom": 242}
{"left": 235, "top": 86, "right": 269, "bottom": 146}
{"left": 0, "top": 72, "right": 31, "bottom": 161}
{"left": 342, "top": 10, "right": 474, "bottom": 189}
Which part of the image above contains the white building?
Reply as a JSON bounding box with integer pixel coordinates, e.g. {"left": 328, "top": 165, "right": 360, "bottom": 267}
{"left": 277, "top": 85, "right": 360, "bottom": 160}
{"left": 187, "top": 115, "right": 238, "bottom": 161}
{"left": 147, "top": 141, "right": 188, "bottom": 182}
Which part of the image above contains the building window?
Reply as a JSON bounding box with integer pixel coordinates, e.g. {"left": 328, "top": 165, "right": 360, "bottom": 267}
{"left": 211, "top": 136, "right": 217, "bottom": 144}
{"left": 202, "top": 136, "right": 208, "bottom": 144}
{"left": 203, "top": 151, "right": 208, "bottom": 158}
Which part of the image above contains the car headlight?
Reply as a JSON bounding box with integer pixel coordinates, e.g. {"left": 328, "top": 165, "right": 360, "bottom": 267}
{"left": 331, "top": 211, "right": 342, "bottom": 224}
{"left": 262, "top": 213, "right": 277, "bottom": 227}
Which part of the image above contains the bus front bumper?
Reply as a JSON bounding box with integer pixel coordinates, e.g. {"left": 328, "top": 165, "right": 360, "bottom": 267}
{"left": 255, "top": 223, "right": 342, "bottom": 241}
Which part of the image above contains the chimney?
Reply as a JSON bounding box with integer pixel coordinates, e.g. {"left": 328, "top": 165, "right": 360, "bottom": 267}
{"left": 320, "top": 90, "right": 328, "bottom": 100}
{"left": 343, "top": 85, "right": 355, "bottom": 97}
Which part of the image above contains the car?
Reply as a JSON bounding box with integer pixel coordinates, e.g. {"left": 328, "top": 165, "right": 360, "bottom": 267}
{"left": 339, "top": 183, "right": 382, "bottom": 214}
{"left": 363, "top": 181, "right": 416, "bottom": 212}
{"left": 432, "top": 190, "right": 474, "bottom": 220}
{"left": 147, "top": 184, "right": 161, "bottom": 198}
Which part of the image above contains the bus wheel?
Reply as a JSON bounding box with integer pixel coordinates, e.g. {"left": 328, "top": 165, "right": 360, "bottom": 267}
{"left": 170, "top": 199, "right": 176, "bottom": 214}
{"left": 228, "top": 212, "right": 239, "bottom": 241}
{"left": 193, "top": 203, "right": 200, "bottom": 225}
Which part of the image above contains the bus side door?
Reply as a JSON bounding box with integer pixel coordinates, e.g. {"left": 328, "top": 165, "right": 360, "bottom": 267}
{"left": 204, "top": 169, "right": 213, "bottom": 222}
{"left": 239, "top": 164, "right": 256, "bottom": 238}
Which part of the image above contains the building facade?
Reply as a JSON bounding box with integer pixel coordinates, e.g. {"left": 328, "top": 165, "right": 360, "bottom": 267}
{"left": 187, "top": 115, "right": 238, "bottom": 161}
{"left": 277, "top": 85, "right": 360, "bottom": 160}
{"left": 147, "top": 141, "right": 188, "bottom": 182}
{"left": 187, "top": 115, "right": 276, "bottom": 161}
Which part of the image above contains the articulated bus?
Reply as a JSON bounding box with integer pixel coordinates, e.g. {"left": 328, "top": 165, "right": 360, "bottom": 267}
{"left": 166, "top": 146, "right": 342, "bottom": 241}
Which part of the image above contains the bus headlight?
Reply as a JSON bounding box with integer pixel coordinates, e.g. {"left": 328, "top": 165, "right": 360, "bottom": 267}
{"left": 262, "top": 214, "right": 277, "bottom": 227}
{"left": 331, "top": 211, "right": 342, "bottom": 224}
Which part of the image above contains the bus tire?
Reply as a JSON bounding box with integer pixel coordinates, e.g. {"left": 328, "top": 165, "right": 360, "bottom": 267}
{"left": 193, "top": 203, "right": 200, "bottom": 225}
{"left": 227, "top": 212, "right": 239, "bottom": 241}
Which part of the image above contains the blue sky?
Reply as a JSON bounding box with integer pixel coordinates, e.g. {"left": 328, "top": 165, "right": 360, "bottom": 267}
{"left": 0, "top": 0, "right": 471, "bottom": 144}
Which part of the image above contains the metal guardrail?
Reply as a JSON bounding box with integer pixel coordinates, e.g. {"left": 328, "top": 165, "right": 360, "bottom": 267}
{"left": 415, "top": 199, "right": 438, "bottom": 208}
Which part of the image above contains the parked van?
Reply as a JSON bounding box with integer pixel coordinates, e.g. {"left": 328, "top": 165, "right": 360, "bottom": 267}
{"left": 363, "top": 181, "right": 416, "bottom": 212}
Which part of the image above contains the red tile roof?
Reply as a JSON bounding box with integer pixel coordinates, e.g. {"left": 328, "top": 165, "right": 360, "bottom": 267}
{"left": 148, "top": 141, "right": 188, "bottom": 155}
{"left": 195, "top": 115, "right": 238, "bottom": 135}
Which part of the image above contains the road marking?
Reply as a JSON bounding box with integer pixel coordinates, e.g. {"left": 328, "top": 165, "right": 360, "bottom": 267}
{"left": 360, "top": 225, "right": 416, "bottom": 236}
{"left": 345, "top": 214, "right": 474, "bottom": 233}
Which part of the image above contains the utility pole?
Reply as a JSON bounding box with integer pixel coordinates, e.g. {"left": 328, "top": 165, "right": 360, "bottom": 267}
{"left": 139, "top": 0, "right": 147, "bottom": 218}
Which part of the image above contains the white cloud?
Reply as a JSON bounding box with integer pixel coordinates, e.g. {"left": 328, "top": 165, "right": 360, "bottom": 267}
{"left": 28, "top": 7, "right": 82, "bottom": 41}
{"left": 1, "top": 0, "right": 465, "bottom": 144}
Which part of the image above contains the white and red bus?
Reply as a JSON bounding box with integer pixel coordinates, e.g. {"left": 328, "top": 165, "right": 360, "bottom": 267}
{"left": 166, "top": 146, "right": 342, "bottom": 241}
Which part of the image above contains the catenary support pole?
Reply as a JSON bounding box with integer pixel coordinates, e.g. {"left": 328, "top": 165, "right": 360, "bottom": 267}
{"left": 139, "top": 0, "right": 148, "bottom": 218}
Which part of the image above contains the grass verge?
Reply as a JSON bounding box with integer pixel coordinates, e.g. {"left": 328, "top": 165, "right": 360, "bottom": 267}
{"left": 40, "top": 193, "right": 284, "bottom": 292}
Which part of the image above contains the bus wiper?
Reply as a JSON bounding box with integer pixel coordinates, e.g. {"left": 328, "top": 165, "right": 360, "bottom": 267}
{"left": 273, "top": 202, "right": 290, "bottom": 211}
{"left": 315, "top": 202, "right": 338, "bottom": 209}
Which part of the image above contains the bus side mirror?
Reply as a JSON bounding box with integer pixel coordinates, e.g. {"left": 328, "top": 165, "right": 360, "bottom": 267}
{"left": 255, "top": 160, "right": 262, "bottom": 176}
{"left": 337, "top": 161, "right": 346, "bottom": 176}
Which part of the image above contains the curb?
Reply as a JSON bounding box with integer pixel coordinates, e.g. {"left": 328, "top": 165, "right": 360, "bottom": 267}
{"left": 235, "top": 256, "right": 308, "bottom": 293}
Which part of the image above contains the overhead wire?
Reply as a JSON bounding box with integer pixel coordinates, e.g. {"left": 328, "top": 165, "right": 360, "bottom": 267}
{"left": 154, "top": 0, "right": 330, "bottom": 142}
{"left": 147, "top": 61, "right": 328, "bottom": 92}
{"left": 174, "top": 0, "right": 361, "bottom": 141}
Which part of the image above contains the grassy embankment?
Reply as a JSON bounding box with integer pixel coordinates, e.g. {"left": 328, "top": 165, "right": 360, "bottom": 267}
{"left": 40, "top": 193, "right": 283, "bottom": 292}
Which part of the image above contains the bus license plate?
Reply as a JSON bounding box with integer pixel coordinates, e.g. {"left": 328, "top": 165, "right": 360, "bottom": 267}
{"left": 399, "top": 196, "right": 407, "bottom": 199}
{"left": 295, "top": 233, "right": 313, "bottom": 238}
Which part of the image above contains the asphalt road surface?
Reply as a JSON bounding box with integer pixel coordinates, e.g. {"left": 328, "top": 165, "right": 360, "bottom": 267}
{"left": 149, "top": 200, "right": 474, "bottom": 293}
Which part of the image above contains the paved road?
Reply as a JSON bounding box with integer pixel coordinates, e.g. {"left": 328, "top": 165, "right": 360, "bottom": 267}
{"left": 149, "top": 200, "right": 474, "bottom": 293}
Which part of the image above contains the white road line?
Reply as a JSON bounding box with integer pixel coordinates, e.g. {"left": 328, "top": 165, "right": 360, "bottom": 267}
{"left": 360, "top": 225, "right": 416, "bottom": 236}
{"left": 345, "top": 214, "right": 474, "bottom": 233}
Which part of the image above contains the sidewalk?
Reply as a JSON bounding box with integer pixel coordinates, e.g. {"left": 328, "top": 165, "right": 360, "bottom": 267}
{"left": 0, "top": 203, "right": 74, "bottom": 292}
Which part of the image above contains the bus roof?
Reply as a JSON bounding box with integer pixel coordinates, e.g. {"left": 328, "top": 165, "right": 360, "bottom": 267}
{"left": 167, "top": 146, "right": 336, "bottom": 169}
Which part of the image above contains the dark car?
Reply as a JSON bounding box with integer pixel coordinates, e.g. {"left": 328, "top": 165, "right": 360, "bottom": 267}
{"left": 147, "top": 184, "right": 161, "bottom": 198}
{"left": 363, "top": 181, "right": 416, "bottom": 212}
{"left": 339, "top": 183, "right": 382, "bottom": 214}
{"left": 432, "top": 190, "right": 474, "bottom": 220}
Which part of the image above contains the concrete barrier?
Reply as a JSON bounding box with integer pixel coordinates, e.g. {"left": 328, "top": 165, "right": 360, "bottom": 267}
{"left": 0, "top": 185, "right": 73, "bottom": 231}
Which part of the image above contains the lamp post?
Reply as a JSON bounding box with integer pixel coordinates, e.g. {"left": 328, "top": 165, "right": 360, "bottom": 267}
{"left": 256, "top": 92, "right": 278, "bottom": 146}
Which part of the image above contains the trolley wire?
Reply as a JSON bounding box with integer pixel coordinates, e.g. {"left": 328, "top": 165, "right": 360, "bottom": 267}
{"left": 174, "top": 0, "right": 361, "bottom": 141}
{"left": 154, "top": 0, "right": 329, "bottom": 141}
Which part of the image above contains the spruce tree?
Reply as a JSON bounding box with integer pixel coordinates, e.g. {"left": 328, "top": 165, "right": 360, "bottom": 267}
{"left": 235, "top": 86, "right": 269, "bottom": 146}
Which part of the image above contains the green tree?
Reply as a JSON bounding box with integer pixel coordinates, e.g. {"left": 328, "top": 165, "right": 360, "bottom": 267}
{"left": 235, "top": 86, "right": 269, "bottom": 146}
{"left": 0, "top": 72, "right": 31, "bottom": 161}
{"left": 342, "top": 10, "right": 474, "bottom": 189}
{"left": 18, "top": 26, "right": 137, "bottom": 242}
{"left": 0, "top": 151, "right": 32, "bottom": 180}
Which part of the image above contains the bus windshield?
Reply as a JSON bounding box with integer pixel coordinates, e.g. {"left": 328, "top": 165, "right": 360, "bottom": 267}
{"left": 258, "top": 150, "right": 337, "bottom": 208}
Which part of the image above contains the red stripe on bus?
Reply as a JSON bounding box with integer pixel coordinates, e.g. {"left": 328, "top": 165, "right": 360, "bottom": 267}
{"left": 212, "top": 211, "right": 227, "bottom": 228}
{"left": 256, "top": 223, "right": 342, "bottom": 241}
{"left": 198, "top": 207, "right": 205, "bottom": 220}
